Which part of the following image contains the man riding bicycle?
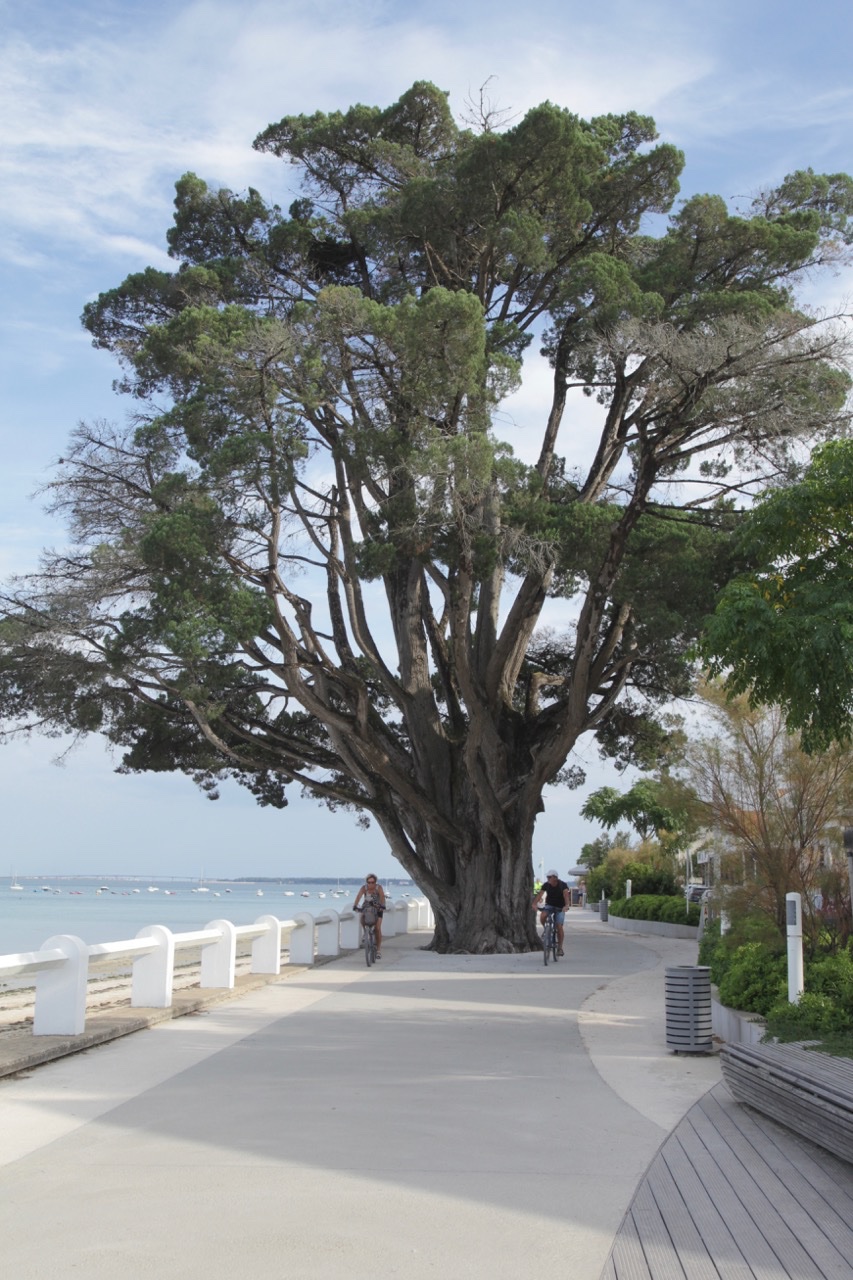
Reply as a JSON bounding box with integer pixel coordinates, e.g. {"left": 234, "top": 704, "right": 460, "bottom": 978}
{"left": 533, "top": 870, "right": 570, "bottom": 956}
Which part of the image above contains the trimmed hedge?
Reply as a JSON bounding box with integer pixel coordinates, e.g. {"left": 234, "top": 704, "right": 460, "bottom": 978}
{"left": 608, "top": 894, "right": 701, "bottom": 927}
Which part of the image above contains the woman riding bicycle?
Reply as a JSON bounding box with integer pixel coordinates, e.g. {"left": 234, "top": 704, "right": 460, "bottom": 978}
{"left": 354, "top": 874, "right": 386, "bottom": 957}
{"left": 533, "top": 870, "right": 570, "bottom": 956}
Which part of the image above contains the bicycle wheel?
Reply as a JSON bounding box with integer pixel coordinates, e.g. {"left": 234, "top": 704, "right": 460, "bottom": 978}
{"left": 551, "top": 927, "right": 559, "bottom": 963}
{"left": 365, "top": 926, "right": 376, "bottom": 967}
{"left": 542, "top": 920, "right": 552, "bottom": 966}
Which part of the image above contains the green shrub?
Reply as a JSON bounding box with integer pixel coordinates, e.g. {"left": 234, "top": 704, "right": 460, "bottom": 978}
{"left": 764, "top": 991, "right": 853, "bottom": 1041}
{"left": 697, "top": 917, "right": 721, "bottom": 969}
{"left": 608, "top": 894, "right": 700, "bottom": 926}
{"left": 805, "top": 950, "right": 853, "bottom": 1010}
{"left": 587, "top": 856, "right": 679, "bottom": 902}
{"left": 716, "top": 942, "right": 786, "bottom": 1016}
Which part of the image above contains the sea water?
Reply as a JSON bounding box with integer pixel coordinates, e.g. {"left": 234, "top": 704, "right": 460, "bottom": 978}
{"left": 0, "top": 876, "right": 414, "bottom": 957}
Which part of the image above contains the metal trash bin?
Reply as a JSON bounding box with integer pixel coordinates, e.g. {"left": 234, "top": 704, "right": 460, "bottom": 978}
{"left": 599, "top": 898, "right": 608, "bottom": 922}
{"left": 665, "top": 965, "right": 712, "bottom": 1053}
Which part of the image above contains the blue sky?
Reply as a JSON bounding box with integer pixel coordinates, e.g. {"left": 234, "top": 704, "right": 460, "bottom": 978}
{"left": 1, "top": 0, "right": 851, "bottom": 879}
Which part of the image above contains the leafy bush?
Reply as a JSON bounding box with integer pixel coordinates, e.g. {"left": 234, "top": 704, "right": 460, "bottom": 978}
{"left": 609, "top": 894, "right": 700, "bottom": 926}
{"left": 621, "top": 862, "right": 679, "bottom": 896}
{"left": 587, "top": 855, "right": 679, "bottom": 901}
{"left": 805, "top": 950, "right": 853, "bottom": 1007}
{"left": 705, "top": 915, "right": 853, "bottom": 1052}
{"left": 716, "top": 942, "right": 787, "bottom": 1015}
{"left": 764, "top": 991, "right": 853, "bottom": 1041}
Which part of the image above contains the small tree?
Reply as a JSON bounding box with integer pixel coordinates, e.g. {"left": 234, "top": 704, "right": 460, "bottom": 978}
{"left": 681, "top": 684, "right": 853, "bottom": 938}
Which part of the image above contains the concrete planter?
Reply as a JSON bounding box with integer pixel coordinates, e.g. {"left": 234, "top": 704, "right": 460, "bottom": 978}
{"left": 605, "top": 915, "right": 699, "bottom": 940}
{"left": 711, "top": 990, "right": 766, "bottom": 1045}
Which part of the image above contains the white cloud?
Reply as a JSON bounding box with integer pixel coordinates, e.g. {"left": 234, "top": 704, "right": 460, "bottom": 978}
{"left": 0, "top": 1, "right": 716, "bottom": 271}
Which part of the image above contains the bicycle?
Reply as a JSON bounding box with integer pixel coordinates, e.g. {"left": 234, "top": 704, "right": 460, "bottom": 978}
{"left": 540, "top": 905, "right": 559, "bottom": 966}
{"left": 355, "top": 905, "right": 378, "bottom": 967}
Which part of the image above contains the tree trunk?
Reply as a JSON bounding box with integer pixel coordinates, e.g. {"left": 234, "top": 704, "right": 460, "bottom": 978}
{"left": 416, "top": 822, "right": 542, "bottom": 953}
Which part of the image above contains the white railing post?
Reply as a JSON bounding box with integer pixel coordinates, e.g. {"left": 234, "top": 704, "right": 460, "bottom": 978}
{"left": 33, "top": 934, "right": 88, "bottom": 1036}
{"left": 340, "top": 909, "right": 360, "bottom": 949}
{"left": 132, "top": 925, "right": 175, "bottom": 1008}
{"left": 417, "top": 897, "right": 434, "bottom": 929}
{"left": 288, "top": 912, "right": 315, "bottom": 965}
{"left": 382, "top": 899, "right": 397, "bottom": 937}
{"left": 396, "top": 901, "right": 410, "bottom": 934}
{"left": 200, "top": 919, "right": 236, "bottom": 988}
{"left": 316, "top": 909, "right": 339, "bottom": 957}
{"left": 251, "top": 914, "right": 282, "bottom": 974}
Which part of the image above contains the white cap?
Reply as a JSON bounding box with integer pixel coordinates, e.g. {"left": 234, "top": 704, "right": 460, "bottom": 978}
{"left": 546, "top": 869, "right": 559, "bottom": 877}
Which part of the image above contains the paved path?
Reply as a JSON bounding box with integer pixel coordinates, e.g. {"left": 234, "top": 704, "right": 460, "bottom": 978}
{"left": 0, "top": 912, "right": 720, "bottom": 1279}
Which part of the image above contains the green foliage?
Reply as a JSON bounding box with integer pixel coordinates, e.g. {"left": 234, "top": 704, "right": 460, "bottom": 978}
{"left": 702, "top": 439, "right": 853, "bottom": 752}
{"left": 765, "top": 992, "right": 853, "bottom": 1042}
{"left": 716, "top": 942, "right": 787, "bottom": 1016}
{"left": 581, "top": 779, "right": 683, "bottom": 840}
{"left": 579, "top": 829, "right": 632, "bottom": 870}
{"left": 586, "top": 854, "right": 678, "bottom": 900}
{"left": 609, "top": 894, "right": 700, "bottom": 925}
{"left": 697, "top": 917, "right": 721, "bottom": 970}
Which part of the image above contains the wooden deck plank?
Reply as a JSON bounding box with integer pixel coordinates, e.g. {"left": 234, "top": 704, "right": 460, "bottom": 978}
{"left": 657, "top": 1134, "right": 754, "bottom": 1280}
{"left": 604, "top": 1073, "right": 853, "bottom": 1280}
{"left": 606, "top": 1209, "right": 654, "bottom": 1280}
{"left": 642, "top": 1163, "right": 718, "bottom": 1280}
{"left": 686, "top": 1100, "right": 845, "bottom": 1278}
{"left": 665, "top": 1122, "right": 789, "bottom": 1278}
{"left": 713, "top": 1082, "right": 853, "bottom": 1215}
{"left": 630, "top": 1180, "right": 689, "bottom": 1280}
{"left": 700, "top": 1089, "right": 853, "bottom": 1273}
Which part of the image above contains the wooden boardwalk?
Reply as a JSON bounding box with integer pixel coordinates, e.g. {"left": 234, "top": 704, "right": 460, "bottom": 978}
{"left": 602, "top": 1081, "right": 853, "bottom": 1279}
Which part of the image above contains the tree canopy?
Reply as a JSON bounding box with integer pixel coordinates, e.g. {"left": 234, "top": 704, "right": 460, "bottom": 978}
{"left": 580, "top": 780, "right": 681, "bottom": 841}
{"left": 1, "top": 82, "right": 851, "bottom": 951}
{"left": 702, "top": 439, "right": 853, "bottom": 752}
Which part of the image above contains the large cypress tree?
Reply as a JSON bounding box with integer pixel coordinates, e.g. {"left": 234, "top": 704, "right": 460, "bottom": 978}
{"left": 2, "top": 84, "right": 850, "bottom": 950}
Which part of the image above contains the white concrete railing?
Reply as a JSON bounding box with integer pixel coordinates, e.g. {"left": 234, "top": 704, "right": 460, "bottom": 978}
{"left": 0, "top": 897, "right": 434, "bottom": 1038}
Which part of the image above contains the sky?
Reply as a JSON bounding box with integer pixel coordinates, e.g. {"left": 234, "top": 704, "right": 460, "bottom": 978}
{"left": 1, "top": 0, "right": 852, "bottom": 880}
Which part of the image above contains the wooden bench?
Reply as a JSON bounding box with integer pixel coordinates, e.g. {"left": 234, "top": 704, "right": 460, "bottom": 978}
{"left": 720, "top": 1041, "right": 853, "bottom": 1166}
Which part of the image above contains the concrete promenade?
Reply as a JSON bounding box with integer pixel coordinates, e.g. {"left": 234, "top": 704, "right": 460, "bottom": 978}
{"left": 0, "top": 911, "right": 720, "bottom": 1279}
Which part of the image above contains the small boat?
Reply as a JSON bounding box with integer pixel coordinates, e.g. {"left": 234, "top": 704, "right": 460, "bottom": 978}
{"left": 317, "top": 892, "right": 326, "bottom": 898}
{"left": 301, "top": 891, "right": 310, "bottom": 897}
{"left": 147, "top": 885, "right": 160, "bottom": 892}
{"left": 256, "top": 889, "right": 264, "bottom": 897}
{"left": 283, "top": 890, "right": 295, "bottom": 897}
